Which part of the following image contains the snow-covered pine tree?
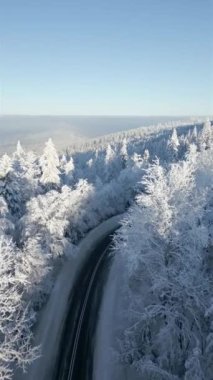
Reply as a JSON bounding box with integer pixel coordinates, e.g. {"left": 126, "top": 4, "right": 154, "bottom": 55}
{"left": 64, "top": 156, "right": 75, "bottom": 185}
{"left": 0, "top": 161, "right": 23, "bottom": 218}
{"left": 120, "top": 138, "right": 129, "bottom": 168}
{"left": 60, "top": 154, "right": 75, "bottom": 185}
{"left": 40, "top": 138, "right": 60, "bottom": 189}
{"left": 0, "top": 233, "right": 39, "bottom": 380}
{"left": 131, "top": 152, "right": 143, "bottom": 168}
{"left": 198, "top": 119, "right": 212, "bottom": 151}
{"left": 0, "top": 196, "right": 14, "bottom": 236}
{"left": 104, "top": 144, "right": 121, "bottom": 182}
{"left": 167, "top": 128, "right": 180, "bottom": 162}
{"left": 15, "top": 140, "right": 25, "bottom": 158}
{"left": 16, "top": 237, "right": 51, "bottom": 309}
{"left": 143, "top": 148, "right": 150, "bottom": 162}
{"left": 0, "top": 142, "right": 40, "bottom": 218}
{"left": 0, "top": 154, "right": 11, "bottom": 179}
{"left": 191, "top": 125, "right": 198, "bottom": 142}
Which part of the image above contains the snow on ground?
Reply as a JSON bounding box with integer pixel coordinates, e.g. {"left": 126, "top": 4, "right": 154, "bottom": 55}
{"left": 15, "top": 214, "right": 123, "bottom": 380}
{"left": 94, "top": 253, "right": 141, "bottom": 380}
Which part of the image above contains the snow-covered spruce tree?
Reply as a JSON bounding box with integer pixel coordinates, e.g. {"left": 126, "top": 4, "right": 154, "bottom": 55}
{"left": 167, "top": 128, "right": 180, "bottom": 162}
{"left": 114, "top": 148, "right": 212, "bottom": 379}
{"left": 24, "top": 150, "right": 41, "bottom": 193}
{"left": 13, "top": 144, "right": 41, "bottom": 199}
{"left": 131, "top": 152, "right": 143, "bottom": 168}
{"left": 0, "top": 196, "right": 14, "bottom": 236}
{"left": 60, "top": 154, "right": 75, "bottom": 185}
{"left": 0, "top": 142, "right": 40, "bottom": 218}
{"left": 0, "top": 154, "right": 11, "bottom": 179}
{"left": 191, "top": 125, "right": 198, "bottom": 143}
{"left": 130, "top": 149, "right": 150, "bottom": 186}
{"left": 143, "top": 148, "right": 150, "bottom": 162}
{"left": 60, "top": 179, "right": 96, "bottom": 242}
{"left": 0, "top": 147, "right": 23, "bottom": 217}
{"left": 16, "top": 237, "right": 51, "bottom": 310}
{"left": 104, "top": 144, "right": 121, "bottom": 182}
{"left": 40, "top": 138, "right": 60, "bottom": 189}
{"left": 0, "top": 233, "right": 39, "bottom": 380}
{"left": 20, "top": 189, "right": 70, "bottom": 258}
{"left": 198, "top": 119, "right": 212, "bottom": 151}
{"left": 120, "top": 138, "right": 129, "bottom": 168}
{"left": 15, "top": 140, "right": 25, "bottom": 158}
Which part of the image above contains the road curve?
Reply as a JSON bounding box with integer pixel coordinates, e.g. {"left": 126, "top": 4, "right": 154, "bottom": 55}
{"left": 15, "top": 215, "right": 122, "bottom": 380}
{"left": 54, "top": 234, "right": 114, "bottom": 380}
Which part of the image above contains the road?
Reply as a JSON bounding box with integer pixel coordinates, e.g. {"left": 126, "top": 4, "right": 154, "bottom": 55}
{"left": 54, "top": 234, "right": 114, "bottom": 380}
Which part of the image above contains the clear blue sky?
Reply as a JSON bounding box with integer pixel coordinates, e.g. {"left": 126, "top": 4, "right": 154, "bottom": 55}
{"left": 0, "top": 0, "right": 212, "bottom": 115}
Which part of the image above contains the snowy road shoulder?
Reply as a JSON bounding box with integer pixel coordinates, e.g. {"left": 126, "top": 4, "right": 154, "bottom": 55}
{"left": 93, "top": 254, "right": 142, "bottom": 380}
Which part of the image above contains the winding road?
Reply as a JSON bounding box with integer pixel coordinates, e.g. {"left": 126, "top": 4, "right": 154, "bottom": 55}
{"left": 54, "top": 234, "right": 114, "bottom": 380}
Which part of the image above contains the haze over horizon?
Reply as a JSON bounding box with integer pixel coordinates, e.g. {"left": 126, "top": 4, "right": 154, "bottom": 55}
{"left": 0, "top": 115, "right": 198, "bottom": 154}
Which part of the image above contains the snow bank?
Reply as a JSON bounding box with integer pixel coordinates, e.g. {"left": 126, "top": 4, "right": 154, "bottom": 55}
{"left": 94, "top": 254, "right": 141, "bottom": 380}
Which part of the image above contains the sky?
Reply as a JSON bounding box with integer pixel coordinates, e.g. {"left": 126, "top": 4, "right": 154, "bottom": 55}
{"left": 0, "top": 0, "right": 212, "bottom": 116}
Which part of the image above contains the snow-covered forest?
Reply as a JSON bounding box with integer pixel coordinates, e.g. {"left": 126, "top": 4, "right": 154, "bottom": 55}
{"left": 114, "top": 120, "right": 213, "bottom": 379}
{"left": 0, "top": 119, "right": 212, "bottom": 379}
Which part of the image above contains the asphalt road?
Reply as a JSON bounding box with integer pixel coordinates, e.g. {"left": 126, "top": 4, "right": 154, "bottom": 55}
{"left": 54, "top": 234, "right": 114, "bottom": 380}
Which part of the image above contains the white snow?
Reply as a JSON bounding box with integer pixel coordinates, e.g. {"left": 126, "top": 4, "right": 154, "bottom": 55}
{"left": 94, "top": 253, "right": 141, "bottom": 380}
{"left": 15, "top": 214, "right": 123, "bottom": 380}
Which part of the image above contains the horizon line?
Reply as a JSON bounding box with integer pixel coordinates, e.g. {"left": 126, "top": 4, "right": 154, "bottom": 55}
{"left": 0, "top": 114, "right": 210, "bottom": 118}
